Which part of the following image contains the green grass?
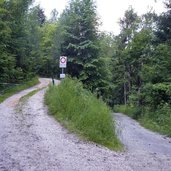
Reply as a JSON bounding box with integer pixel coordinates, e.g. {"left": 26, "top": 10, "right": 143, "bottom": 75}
{"left": 45, "top": 77, "right": 122, "bottom": 150}
{"left": 139, "top": 106, "right": 171, "bottom": 136}
{"left": 0, "top": 77, "right": 39, "bottom": 103}
{"left": 139, "top": 116, "right": 171, "bottom": 137}
{"left": 20, "top": 87, "right": 44, "bottom": 102}
{"left": 114, "top": 104, "right": 171, "bottom": 137}
{"left": 114, "top": 105, "right": 139, "bottom": 118}
{"left": 16, "top": 87, "right": 45, "bottom": 114}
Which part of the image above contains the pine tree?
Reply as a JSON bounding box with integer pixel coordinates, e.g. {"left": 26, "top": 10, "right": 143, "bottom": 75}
{"left": 59, "top": 0, "right": 103, "bottom": 91}
{"left": 0, "top": 0, "right": 15, "bottom": 82}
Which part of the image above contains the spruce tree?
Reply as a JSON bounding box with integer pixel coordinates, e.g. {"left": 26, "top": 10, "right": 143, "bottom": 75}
{"left": 59, "top": 0, "right": 101, "bottom": 91}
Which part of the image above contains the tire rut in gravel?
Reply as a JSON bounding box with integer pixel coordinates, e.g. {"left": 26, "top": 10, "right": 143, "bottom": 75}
{"left": 0, "top": 79, "right": 171, "bottom": 171}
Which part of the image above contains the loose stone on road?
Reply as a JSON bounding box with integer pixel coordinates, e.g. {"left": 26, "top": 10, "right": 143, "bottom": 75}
{"left": 0, "top": 78, "right": 171, "bottom": 171}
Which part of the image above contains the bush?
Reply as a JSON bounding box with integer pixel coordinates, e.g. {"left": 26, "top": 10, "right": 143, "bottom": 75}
{"left": 45, "top": 77, "right": 121, "bottom": 150}
{"left": 141, "top": 104, "right": 171, "bottom": 136}
{"left": 142, "top": 83, "right": 171, "bottom": 109}
{"left": 114, "top": 105, "right": 141, "bottom": 119}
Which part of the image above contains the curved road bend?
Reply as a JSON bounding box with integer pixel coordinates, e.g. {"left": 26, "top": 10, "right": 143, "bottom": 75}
{"left": 0, "top": 78, "right": 171, "bottom": 171}
{"left": 114, "top": 113, "right": 171, "bottom": 155}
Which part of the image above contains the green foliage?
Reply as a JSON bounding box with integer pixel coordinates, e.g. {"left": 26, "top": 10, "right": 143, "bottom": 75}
{"left": 45, "top": 77, "right": 122, "bottom": 150}
{"left": 0, "top": 0, "right": 36, "bottom": 83}
{"left": 37, "top": 23, "right": 60, "bottom": 76}
{"left": 115, "top": 104, "right": 171, "bottom": 136}
{"left": 139, "top": 104, "right": 171, "bottom": 136}
{"left": 142, "top": 83, "right": 171, "bottom": 109}
{"left": 97, "top": 33, "right": 115, "bottom": 103}
{"left": 111, "top": 6, "right": 171, "bottom": 136}
{"left": 7, "top": 0, "right": 33, "bottom": 69}
{"left": 156, "top": 4, "right": 171, "bottom": 44}
{"left": 114, "top": 105, "right": 142, "bottom": 119}
{"left": 0, "top": 0, "right": 171, "bottom": 138}
{"left": 25, "top": 5, "right": 62, "bottom": 78}
{"left": 59, "top": 0, "right": 108, "bottom": 93}
{"left": 0, "top": 0, "right": 15, "bottom": 82}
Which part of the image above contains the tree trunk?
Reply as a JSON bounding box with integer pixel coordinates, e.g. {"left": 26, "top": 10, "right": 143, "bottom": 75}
{"left": 124, "top": 73, "right": 127, "bottom": 105}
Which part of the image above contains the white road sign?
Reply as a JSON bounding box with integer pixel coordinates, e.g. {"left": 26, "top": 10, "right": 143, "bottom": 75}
{"left": 60, "top": 74, "right": 66, "bottom": 79}
{"left": 59, "top": 56, "right": 67, "bottom": 68}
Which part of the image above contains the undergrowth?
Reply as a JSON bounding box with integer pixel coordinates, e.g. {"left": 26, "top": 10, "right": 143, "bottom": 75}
{"left": 114, "top": 105, "right": 171, "bottom": 136}
{"left": 45, "top": 77, "right": 122, "bottom": 150}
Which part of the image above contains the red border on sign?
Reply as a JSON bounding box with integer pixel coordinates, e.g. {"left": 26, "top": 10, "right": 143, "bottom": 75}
{"left": 60, "top": 56, "right": 66, "bottom": 63}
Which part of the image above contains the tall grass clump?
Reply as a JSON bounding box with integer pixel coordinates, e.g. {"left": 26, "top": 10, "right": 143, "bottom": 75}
{"left": 45, "top": 77, "right": 121, "bottom": 150}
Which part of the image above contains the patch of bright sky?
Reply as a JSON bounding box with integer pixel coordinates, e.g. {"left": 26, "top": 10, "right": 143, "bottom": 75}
{"left": 34, "top": 0, "right": 166, "bottom": 35}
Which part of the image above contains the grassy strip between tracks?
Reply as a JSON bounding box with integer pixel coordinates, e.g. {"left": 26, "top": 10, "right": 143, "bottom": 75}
{"left": 45, "top": 77, "right": 122, "bottom": 150}
{"left": 16, "top": 87, "right": 46, "bottom": 114}
{"left": 20, "top": 87, "right": 45, "bottom": 102}
{"left": 0, "top": 77, "right": 39, "bottom": 103}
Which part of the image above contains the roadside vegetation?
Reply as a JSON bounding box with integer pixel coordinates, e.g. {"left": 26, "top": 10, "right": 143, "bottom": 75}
{"left": 115, "top": 105, "right": 171, "bottom": 137}
{"left": 20, "top": 87, "right": 44, "bottom": 102}
{"left": 1, "top": 0, "right": 171, "bottom": 137}
{"left": 45, "top": 77, "right": 122, "bottom": 150}
{"left": 0, "top": 77, "right": 39, "bottom": 103}
{"left": 16, "top": 87, "right": 45, "bottom": 114}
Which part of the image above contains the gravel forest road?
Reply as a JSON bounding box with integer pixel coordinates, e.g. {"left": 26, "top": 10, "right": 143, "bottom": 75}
{"left": 0, "top": 78, "right": 171, "bottom": 171}
{"left": 114, "top": 113, "right": 171, "bottom": 155}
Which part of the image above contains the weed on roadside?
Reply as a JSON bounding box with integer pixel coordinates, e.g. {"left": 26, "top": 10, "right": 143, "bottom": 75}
{"left": 45, "top": 77, "right": 122, "bottom": 150}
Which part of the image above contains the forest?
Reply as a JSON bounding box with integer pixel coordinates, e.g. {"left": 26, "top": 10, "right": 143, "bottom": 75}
{"left": 0, "top": 0, "right": 171, "bottom": 135}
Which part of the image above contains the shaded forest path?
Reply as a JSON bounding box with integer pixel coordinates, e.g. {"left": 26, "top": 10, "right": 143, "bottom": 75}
{"left": 0, "top": 78, "right": 171, "bottom": 171}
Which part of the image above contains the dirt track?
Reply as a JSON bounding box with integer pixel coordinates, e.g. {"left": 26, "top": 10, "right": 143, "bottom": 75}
{"left": 0, "top": 78, "right": 171, "bottom": 171}
{"left": 114, "top": 113, "right": 171, "bottom": 155}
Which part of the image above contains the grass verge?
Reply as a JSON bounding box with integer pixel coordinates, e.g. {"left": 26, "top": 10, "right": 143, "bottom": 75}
{"left": 20, "top": 87, "right": 45, "bottom": 102}
{"left": 45, "top": 77, "right": 122, "bottom": 150}
{"left": 114, "top": 105, "right": 171, "bottom": 137}
{"left": 0, "top": 77, "right": 39, "bottom": 103}
{"left": 16, "top": 87, "right": 45, "bottom": 114}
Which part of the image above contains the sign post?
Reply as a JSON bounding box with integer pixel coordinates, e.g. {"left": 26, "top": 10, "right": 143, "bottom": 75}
{"left": 59, "top": 56, "right": 67, "bottom": 79}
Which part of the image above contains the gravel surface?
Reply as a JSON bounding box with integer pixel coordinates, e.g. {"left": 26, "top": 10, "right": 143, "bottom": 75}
{"left": 0, "top": 78, "right": 171, "bottom": 171}
{"left": 114, "top": 113, "right": 171, "bottom": 155}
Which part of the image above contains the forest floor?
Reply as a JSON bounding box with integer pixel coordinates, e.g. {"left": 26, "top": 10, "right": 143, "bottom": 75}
{"left": 0, "top": 78, "right": 171, "bottom": 171}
